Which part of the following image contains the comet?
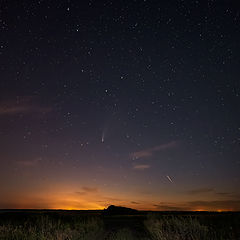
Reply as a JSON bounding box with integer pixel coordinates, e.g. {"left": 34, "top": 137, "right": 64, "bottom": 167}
{"left": 166, "top": 175, "right": 173, "bottom": 183}
{"left": 101, "top": 131, "right": 105, "bottom": 143}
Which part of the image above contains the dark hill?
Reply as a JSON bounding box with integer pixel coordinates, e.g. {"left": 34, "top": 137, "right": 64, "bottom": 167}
{"left": 103, "top": 205, "right": 139, "bottom": 215}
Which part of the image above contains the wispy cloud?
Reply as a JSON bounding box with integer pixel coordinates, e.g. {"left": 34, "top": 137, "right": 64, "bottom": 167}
{"left": 16, "top": 158, "right": 41, "bottom": 167}
{"left": 131, "top": 201, "right": 140, "bottom": 204}
{"left": 153, "top": 204, "right": 186, "bottom": 211}
{"left": 185, "top": 188, "right": 214, "bottom": 195}
{"left": 82, "top": 187, "right": 98, "bottom": 193}
{"left": 133, "top": 164, "right": 151, "bottom": 170}
{"left": 0, "top": 97, "right": 51, "bottom": 116}
{"left": 75, "top": 192, "right": 86, "bottom": 196}
{"left": 187, "top": 200, "right": 240, "bottom": 211}
{"left": 131, "top": 141, "right": 177, "bottom": 159}
{"left": 216, "top": 192, "right": 231, "bottom": 196}
{"left": 184, "top": 188, "right": 239, "bottom": 199}
{"left": 75, "top": 186, "right": 99, "bottom": 195}
{"left": 215, "top": 192, "right": 240, "bottom": 199}
{"left": 153, "top": 199, "right": 240, "bottom": 211}
{"left": 0, "top": 105, "right": 29, "bottom": 115}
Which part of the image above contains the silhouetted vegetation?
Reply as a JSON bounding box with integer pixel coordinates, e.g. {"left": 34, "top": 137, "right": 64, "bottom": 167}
{"left": 0, "top": 212, "right": 103, "bottom": 240}
{"left": 0, "top": 209, "right": 239, "bottom": 239}
{"left": 144, "top": 213, "right": 240, "bottom": 240}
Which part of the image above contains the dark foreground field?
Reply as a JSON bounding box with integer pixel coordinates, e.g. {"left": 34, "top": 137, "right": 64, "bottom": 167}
{"left": 0, "top": 210, "right": 239, "bottom": 240}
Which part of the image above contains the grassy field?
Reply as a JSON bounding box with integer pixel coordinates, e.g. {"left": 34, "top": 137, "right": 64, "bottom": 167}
{"left": 0, "top": 210, "right": 239, "bottom": 239}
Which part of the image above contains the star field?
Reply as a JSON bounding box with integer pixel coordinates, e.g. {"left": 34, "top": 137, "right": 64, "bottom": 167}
{"left": 0, "top": 0, "right": 240, "bottom": 211}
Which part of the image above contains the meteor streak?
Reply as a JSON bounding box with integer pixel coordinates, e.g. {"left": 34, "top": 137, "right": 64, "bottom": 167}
{"left": 166, "top": 175, "right": 173, "bottom": 183}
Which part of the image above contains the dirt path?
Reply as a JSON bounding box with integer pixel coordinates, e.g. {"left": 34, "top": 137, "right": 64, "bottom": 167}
{"left": 100, "top": 215, "right": 153, "bottom": 240}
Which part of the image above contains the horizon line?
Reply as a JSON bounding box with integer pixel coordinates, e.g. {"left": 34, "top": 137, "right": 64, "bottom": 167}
{"left": 0, "top": 208, "right": 239, "bottom": 213}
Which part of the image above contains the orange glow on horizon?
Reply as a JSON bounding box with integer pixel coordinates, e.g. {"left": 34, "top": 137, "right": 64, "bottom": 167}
{"left": 1, "top": 182, "right": 239, "bottom": 211}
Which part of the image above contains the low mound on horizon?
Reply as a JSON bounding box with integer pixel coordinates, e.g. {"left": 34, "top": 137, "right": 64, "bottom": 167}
{"left": 103, "top": 205, "right": 139, "bottom": 215}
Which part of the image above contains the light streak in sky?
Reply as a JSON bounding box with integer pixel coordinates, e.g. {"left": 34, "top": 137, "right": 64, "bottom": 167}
{"left": 166, "top": 175, "right": 173, "bottom": 183}
{"left": 101, "top": 131, "right": 105, "bottom": 143}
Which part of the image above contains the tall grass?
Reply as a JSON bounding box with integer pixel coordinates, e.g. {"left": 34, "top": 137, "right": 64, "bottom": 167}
{"left": 107, "top": 228, "right": 135, "bottom": 240}
{"left": 144, "top": 214, "right": 209, "bottom": 240}
{"left": 0, "top": 215, "right": 103, "bottom": 240}
{"left": 0, "top": 211, "right": 239, "bottom": 239}
{"left": 144, "top": 213, "right": 239, "bottom": 240}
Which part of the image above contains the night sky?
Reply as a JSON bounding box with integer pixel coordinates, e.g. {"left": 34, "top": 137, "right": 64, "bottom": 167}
{"left": 0, "top": 0, "right": 240, "bottom": 211}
